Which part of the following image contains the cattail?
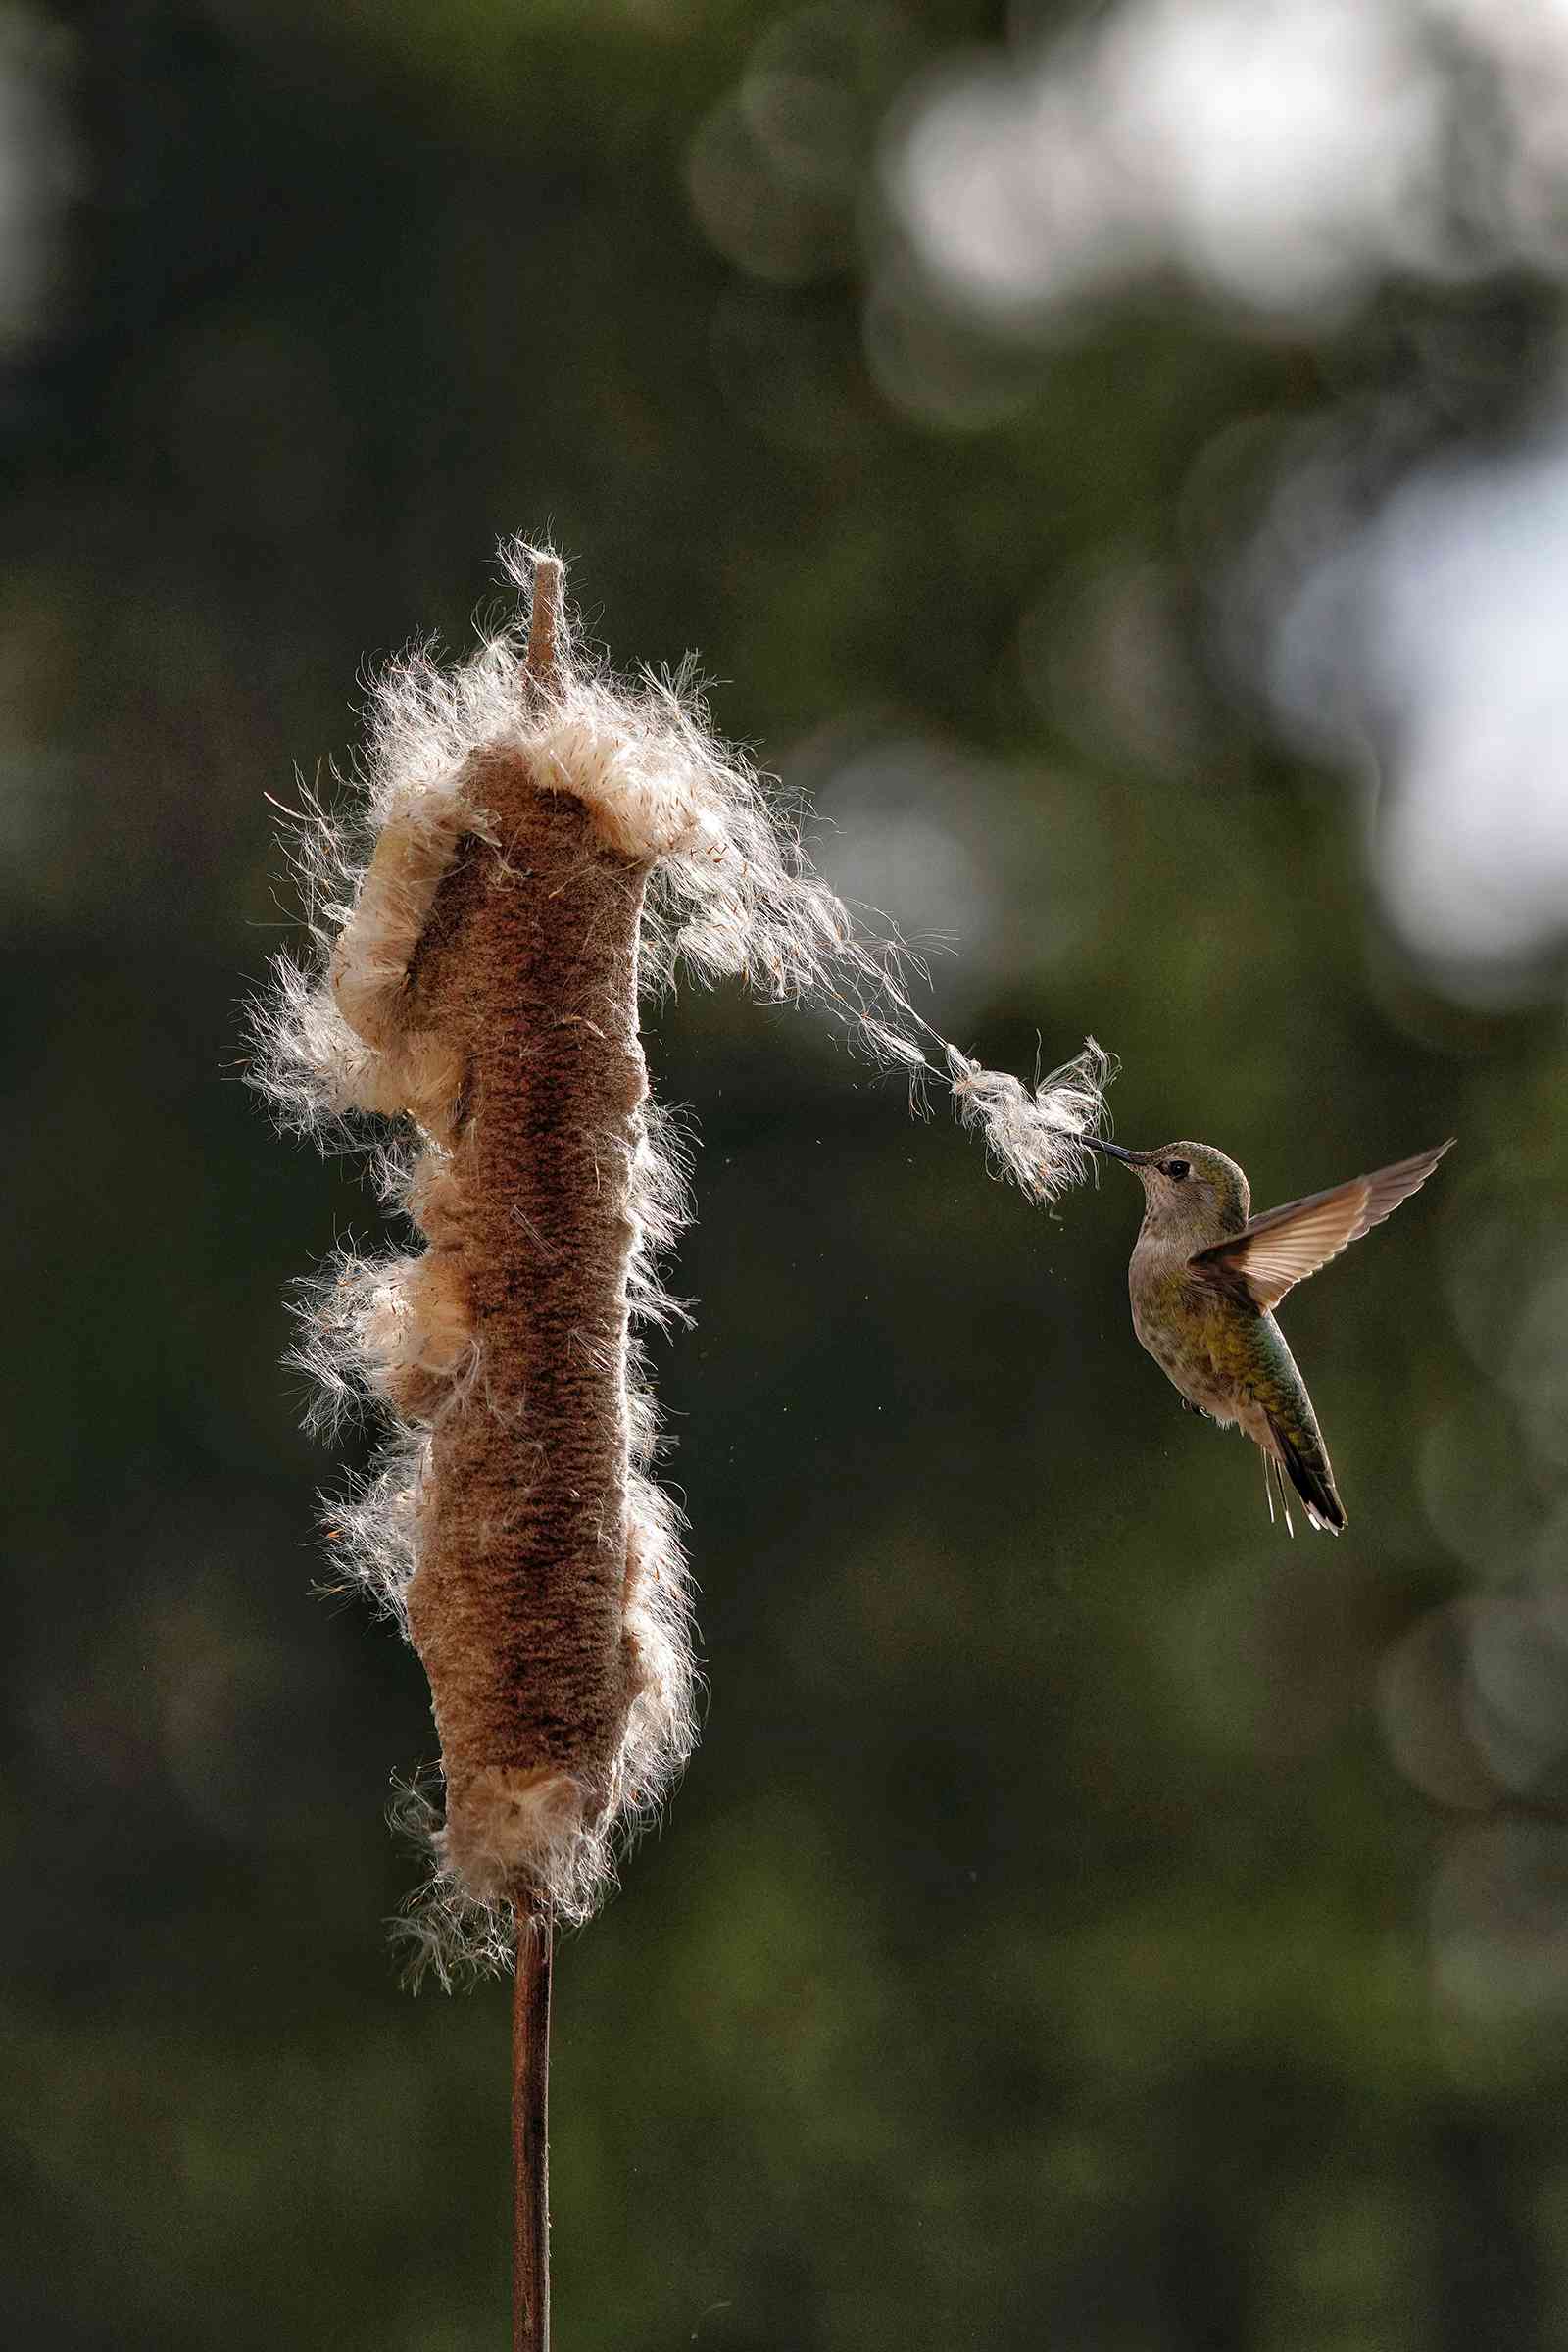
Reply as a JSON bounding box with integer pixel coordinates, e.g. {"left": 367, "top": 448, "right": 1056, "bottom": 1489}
{"left": 253, "top": 538, "right": 1114, "bottom": 1982}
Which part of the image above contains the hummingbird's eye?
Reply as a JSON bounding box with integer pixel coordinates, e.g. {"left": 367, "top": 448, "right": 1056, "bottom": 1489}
{"left": 1163, "top": 1158, "right": 1191, "bottom": 1182}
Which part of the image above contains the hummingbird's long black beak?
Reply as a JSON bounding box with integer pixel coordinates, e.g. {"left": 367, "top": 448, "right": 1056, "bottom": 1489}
{"left": 1083, "top": 1137, "right": 1151, "bottom": 1167}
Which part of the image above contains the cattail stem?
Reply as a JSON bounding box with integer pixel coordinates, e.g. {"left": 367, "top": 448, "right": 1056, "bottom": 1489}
{"left": 512, "top": 1894, "right": 553, "bottom": 2352}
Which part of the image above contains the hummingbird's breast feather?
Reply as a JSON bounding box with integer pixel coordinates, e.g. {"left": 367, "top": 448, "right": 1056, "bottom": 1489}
{"left": 1127, "top": 1242, "right": 1265, "bottom": 1425}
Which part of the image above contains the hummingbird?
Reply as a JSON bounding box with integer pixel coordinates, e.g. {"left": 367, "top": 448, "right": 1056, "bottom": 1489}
{"left": 1085, "top": 1133, "right": 1454, "bottom": 1534}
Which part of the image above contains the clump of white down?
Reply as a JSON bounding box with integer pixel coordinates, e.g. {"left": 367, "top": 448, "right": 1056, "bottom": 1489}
{"left": 253, "top": 540, "right": 1112, "bottom": 1983}
{"left": 946, "top": 1042, "right": 1116, "bottom": 1204}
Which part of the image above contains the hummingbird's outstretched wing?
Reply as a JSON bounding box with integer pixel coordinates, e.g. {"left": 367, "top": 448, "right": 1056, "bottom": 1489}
{"left": 1189, "top": 1138, "right": 1454, "bottom": 1312}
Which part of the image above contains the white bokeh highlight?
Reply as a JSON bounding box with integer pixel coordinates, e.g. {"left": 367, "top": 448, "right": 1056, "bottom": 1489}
{"left": 1265, "top": 418, "right": 1568, "bottom": 998}
{"left": 880, "top": 0, "right": 1568, "bottom": 1001}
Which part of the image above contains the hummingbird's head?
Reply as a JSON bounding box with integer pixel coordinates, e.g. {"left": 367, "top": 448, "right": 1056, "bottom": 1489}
{"left": 1085, "top": 1137, "right": 1250, "bottom": 1243}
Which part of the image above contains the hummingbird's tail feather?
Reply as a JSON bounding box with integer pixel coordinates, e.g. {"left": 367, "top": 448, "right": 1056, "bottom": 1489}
{"left": 1267, "top": 1419, "right": 1347, "bottom": 1536}
{"left": 1262, "top": 1449, "right": 1296, "bottom": 1537}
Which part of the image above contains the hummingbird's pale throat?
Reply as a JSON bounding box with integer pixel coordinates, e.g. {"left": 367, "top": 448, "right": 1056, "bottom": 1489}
{"left": 1085, "top": 1133, "right": 1454, "bottom": 1534}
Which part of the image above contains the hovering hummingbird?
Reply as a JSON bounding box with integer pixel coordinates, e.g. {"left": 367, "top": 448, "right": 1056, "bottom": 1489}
{"left": 1085, "top": 1133, "right": 1454, "bottom": 1534}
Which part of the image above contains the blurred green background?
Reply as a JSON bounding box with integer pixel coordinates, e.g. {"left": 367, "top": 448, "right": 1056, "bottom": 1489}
{"left": 6, "top": 2, "right": 1568, "bottom": 2346}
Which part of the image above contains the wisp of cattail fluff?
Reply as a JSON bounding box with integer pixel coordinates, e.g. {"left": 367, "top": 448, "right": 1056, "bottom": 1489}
{"left": 252, "top": 540, "right": 1112, "bottom": 1984}
{"left": 947, "top": 1040, "right": 1117, "bottom": 1204}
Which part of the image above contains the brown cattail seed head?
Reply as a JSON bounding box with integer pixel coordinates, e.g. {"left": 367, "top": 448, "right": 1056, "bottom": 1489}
{"left": 388, "top": 761, "right": 655, "bottom": 1901}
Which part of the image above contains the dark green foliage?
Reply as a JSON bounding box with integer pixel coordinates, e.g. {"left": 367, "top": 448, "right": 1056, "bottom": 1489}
{"left": 6, "top": 4, "right": 1566, "bottom": 2346}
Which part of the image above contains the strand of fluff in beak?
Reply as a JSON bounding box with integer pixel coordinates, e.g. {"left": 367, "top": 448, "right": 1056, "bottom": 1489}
{"left": 250, "top": 540, "right": 1114, "bottom": 1983}
{"left": 258, "top": 535, "right": 1111, "bottom": 1202}
{"left": 946, "top": 1039, "right": 1118, "bottom": 1204}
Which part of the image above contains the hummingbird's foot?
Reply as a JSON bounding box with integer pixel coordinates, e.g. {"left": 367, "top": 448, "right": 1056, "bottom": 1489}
{"left": 1181, "top": 1397, "right": 1218, "bottom": 1426}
